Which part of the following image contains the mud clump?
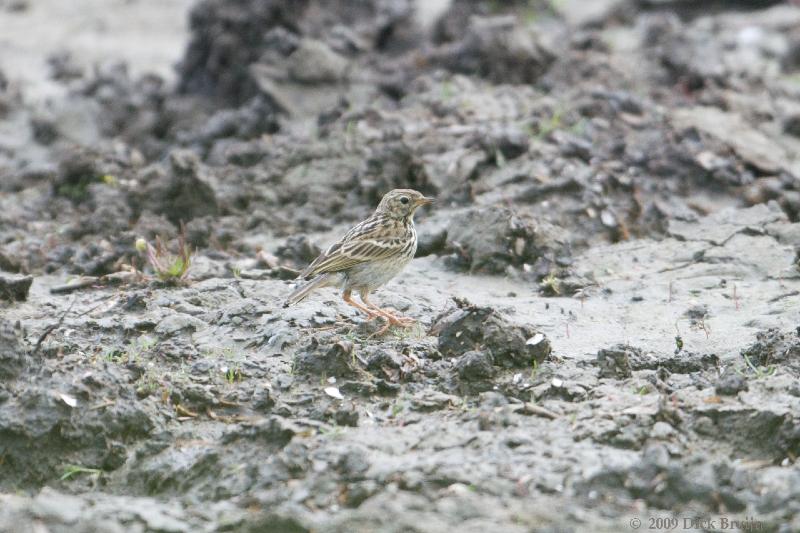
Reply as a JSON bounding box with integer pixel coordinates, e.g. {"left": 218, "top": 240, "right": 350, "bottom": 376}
{"left": 178, "top": 0, "right": 302, "bottom": 104}
{"left": 578, "top": 445, "right": 748, "bottom": 513}
{"left": 52, "top": 149, "right": 109, "bottom": 202}
{"left": 432, "top": 299, "right": 551, "bottom": 368}
{"left": 741, "top": 328, "right": 800, "bottom": 370}
{"left": 455, "top": 350, "right": 496, "bottom": 384}
{"left": 597, "top": 344, "right": 719, "bottom": 378}
{"left": 596, "top": 344, "right": 637, "bottom": 379}
{"left": 714, "top": 370, "right": 748, "bottom": 396}
{"left": 293, "top": 338, "right": 358, "bottom": 377}
{"left": 137, "top": 150, "right": 219, "bottom": 225}
{"left": 0, "top": 274, "right": 32, "bottom": 301}
{"left": 0, "top": 319, "right": 26, "bottom": 379}
{"left": 445, "top": 206, "right": 570, "bottom": 279}
{"left": 429, "top": 14, "right": 555, "bottom": 84}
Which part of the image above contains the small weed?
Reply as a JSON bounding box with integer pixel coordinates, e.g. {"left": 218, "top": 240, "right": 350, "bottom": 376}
{"left": 785, "top": 73, "right": 800, "bottom": 85}
{"left": 735, "top": 353, "right": 777, "bottom": 380}
{"left": 104, "top": 336, "right": 155, "bottom": 365}
{"left": 128, "top": 335, "right": 155, "bottom": 363}
{"left": 531, "top": 108, "right": 564, "bottom": 140}
{"left": 60, "top": 464, "right": 102, "bottom": 481}
{"left": 341, "top": 329, "right": 361, "bottom": 344}
{"left": 523, "top": 0, "right": 563, "bottom": 24}
{"left": 388, "top": 321, "right": 426, "bottom": 340}
{"left": 568, "top": 118, "right": 588, "bottom": 136}
{"left": 225, "top": 365, "right": 243, "bottom": 384}
{"left": 56, "top": 170, "right": 119, "bottom": 201}
{"left": 495, "top": 149, "right": 507, "bottom": 168}
{"left": 135, "top": 368, "right": 162, "bottom": 396}
{"left": 344, "top": 119, "right": 358, "bottom": 150}
{"left": 529, "top": 359, "right": 539, "bottom": 381}
{"left": 141, "top": 225, "right": 193, "bottom": 284}
{"left": 674, "top": 335, "right": 684, "bottom": 355}
{"left": 540, "top": 272, "right": 562, "bottom": 295}
{"left": 203, "top": 346, "right": 247, "bottom": 385}
{"left": 319, "top": 424, "right": 345, "bottom": 440}
{"left": 441, "top": 80, "right": 455, "bottom": 100}
{"left": 390, "top": 401, "right": 405, "bottom": 418}
{"left": 102, "top": 348, "right": 125, "bottom": 363}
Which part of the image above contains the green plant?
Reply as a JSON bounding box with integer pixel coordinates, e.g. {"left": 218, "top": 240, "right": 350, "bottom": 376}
{"left": 529, "top": 359, "right": 539, "bottom": 381}
{"left": 531, "top": 108, "right": 564, "bottom": 140}
{"left": 60, "top": 464, "right": 102, "bottom": 481}
{"left": 142, "top": 226, "right": 193, "bottom": 283}
{"left": 441, "top": 80, "right": 455, "bottom": 100}
{"left": 319, "top": 424, "right": 345, "bottom": 439}
{"left": 225, "top": 365, "right": 242, "bottom": 384}
{"left": 128, "top": 335, "right": 155, "bottom": 363}
{"left": 390, "top": 400, "right": 405, "bottom": 418}
{"left": 135, "top": 368, "right": 162, "bottom": 396}
{"left": 540, "top": 272, "right": 562, "bottom": 295}
{"left": 102, "top": 348, "right": 124, "bottom": 363}
{"left": 735, "top": 353, "right": 777, "bottom": 380}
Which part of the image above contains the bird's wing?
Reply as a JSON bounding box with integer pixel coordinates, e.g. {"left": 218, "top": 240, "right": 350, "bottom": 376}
{"left": 300, "top": 218, "right": 406, "bottom": 278}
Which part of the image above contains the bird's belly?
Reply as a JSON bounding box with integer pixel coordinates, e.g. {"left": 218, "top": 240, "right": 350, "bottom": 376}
{"left": 345, "top": 256, "right": 412, "bottom": 291}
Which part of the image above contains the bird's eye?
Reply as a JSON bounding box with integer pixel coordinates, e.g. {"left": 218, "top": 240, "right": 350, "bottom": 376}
{"left": 400, "top": 197, "right": 409, "bottom": 205}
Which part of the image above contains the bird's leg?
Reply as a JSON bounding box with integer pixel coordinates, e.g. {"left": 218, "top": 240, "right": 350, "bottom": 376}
{"left": 360, "top": 289, "right": 415, "bottom": 334}
{"left": 342, "top": 289, "right": 379, "bottom": 320}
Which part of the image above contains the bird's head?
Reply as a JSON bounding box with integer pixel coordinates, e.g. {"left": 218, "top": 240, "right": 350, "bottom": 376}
{"left": 376, "top": 189, "right": 435, "bottom": 219}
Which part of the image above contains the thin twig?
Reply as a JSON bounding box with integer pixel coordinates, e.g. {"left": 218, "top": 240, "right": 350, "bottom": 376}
{"left": 514, "top": 403, "right": 559, "bottom": 419}
{"left": 34, "top": 298, "right": 76, "bottom": 355}
{"left": 50, "top": 277, "right": 99, "bottom": 294}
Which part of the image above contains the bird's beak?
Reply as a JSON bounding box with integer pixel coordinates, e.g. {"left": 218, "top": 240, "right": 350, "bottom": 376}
{"left": 416, "top": 196, "right": 435, "bottom": 206}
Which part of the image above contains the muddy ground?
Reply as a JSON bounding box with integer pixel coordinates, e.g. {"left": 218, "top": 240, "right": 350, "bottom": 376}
{"left": 2, "top": 0, "right": 800, "bottom": 531}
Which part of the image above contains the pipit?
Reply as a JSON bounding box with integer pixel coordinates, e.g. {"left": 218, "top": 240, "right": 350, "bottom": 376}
{"left": 285, "top": 189, "right": 434, "bottom": 333}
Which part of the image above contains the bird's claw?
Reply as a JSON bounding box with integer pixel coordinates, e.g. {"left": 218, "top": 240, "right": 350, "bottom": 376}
{"left": 369, "top": 313, "right": 416, "bottom": 337}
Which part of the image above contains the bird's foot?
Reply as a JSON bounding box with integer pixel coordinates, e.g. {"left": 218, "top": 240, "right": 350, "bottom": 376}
{"left": 391, "top": 316, "right": 416, "bottom": 327}
{"left": 378, "top": 308, "right": 415, "bottom": 326}
{"left": 369, "top": 312, "right": 416, "bottom": 337}
{"left": 363, "top": 310, "right": 382, "bottom": 321}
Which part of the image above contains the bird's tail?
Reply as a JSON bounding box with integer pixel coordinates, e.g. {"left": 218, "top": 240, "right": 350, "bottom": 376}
{"left": 284, "top": 274, "right": 331, "bottom": 307}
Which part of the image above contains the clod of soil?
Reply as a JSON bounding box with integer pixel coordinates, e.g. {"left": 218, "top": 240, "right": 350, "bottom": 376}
{"left": 432, "top": 298, "right": 551, "bottom": 367}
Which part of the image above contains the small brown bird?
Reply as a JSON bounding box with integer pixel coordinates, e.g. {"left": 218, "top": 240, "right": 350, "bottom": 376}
{"left": 285, "top": 189, "right": 434, "bottom": 333}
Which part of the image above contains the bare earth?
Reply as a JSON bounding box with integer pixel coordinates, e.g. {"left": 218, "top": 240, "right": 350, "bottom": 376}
{"left": 2, "top": 1, "right": 800, "bottom": 532}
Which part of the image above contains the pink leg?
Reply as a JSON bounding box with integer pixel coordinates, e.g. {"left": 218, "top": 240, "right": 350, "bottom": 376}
{"left": 360, "top": 289, "right": 415, "bottom": 335}
{"left": 343, "top": 289, "right": 379, "bottom": 319}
